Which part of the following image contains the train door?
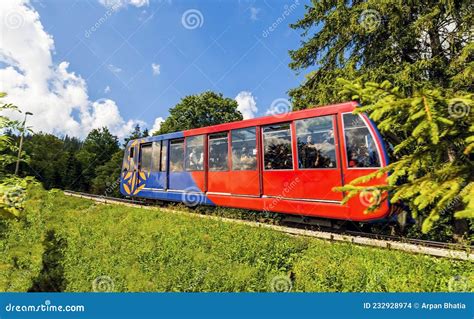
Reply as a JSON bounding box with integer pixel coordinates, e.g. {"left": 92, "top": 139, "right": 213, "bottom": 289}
{"left": 207, "top": 132, "right": 231, "bottom": 194}
{"left": 148, "top": 140, "right": 167, "bottom": 189}
{"left": 121, "top": 142, "right": 138, "bottom": 196}
{"left": 185, "top": 135, "right": 206, "bottom": 191}
{"left": 229, "top": 127, "right": 260, "bottom": 196}
{"left": 168, "top": 138, "right": 186, "bottom": 190}
{"left": 261, "top": 123, "right": 299, "bottom": 198}
{"left": 136, "top": 142, "right": 153, "bottom": 191}
{"left": 292, "top": 115, "right": 344, "bottom": 202}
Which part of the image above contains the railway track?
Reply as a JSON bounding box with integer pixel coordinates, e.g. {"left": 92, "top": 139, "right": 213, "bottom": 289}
{"left": 63, "top": 190, "right": 473, "bottom": 261}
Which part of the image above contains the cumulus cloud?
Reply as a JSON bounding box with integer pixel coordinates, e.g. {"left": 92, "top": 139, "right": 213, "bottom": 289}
{"left": 150, "top": 117, "right": 165, "bottom": 135}
{"left": 0, "top": 0, "right": 143, "bottom": 139}
{"left": 235, "top": 91, "right": 258, "bottom": 119}
{"left": 151, "top": 63, "right": 160, "bottom": 76}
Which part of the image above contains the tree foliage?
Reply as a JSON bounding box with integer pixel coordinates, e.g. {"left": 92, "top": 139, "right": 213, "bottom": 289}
{"left": 91, "top": 150, "right": 124, "bottom": 197}
{"left": 0, "top": 93, "right": 20, "bottom": 175}
{"left": 289, "top": 0, "right": 473, "bottom": 109}
{"left": 123, "top": 124, "right": 148, "bottom": 147}
{"left": 0, "top": 92, "right": 36, "bottom": 218}
{"left": 157, "top": 91, "right": 243, "bottom": 135}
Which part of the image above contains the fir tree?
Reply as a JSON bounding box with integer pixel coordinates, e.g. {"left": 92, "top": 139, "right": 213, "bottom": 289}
{"left": 289, "top": 0, "right": 473, "bottom": 109}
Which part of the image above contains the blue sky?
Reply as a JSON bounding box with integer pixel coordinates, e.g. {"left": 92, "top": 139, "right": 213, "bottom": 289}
{"left": 0, "top": 0, "right": 309, "bottom": 137}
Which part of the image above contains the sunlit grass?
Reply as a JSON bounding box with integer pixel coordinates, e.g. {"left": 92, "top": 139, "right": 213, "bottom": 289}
{"left": 1, "top": 187, "right": 472, "bottom": 292}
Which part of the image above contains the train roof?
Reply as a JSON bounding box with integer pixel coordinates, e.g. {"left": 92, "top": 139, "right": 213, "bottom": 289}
{"left": 128, "top": 101, "right": 358, "bottom": 146}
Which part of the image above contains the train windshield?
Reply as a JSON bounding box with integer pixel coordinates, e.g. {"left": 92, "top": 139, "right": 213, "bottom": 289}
{"left": 343, "top": 113, "right": 381, "bottom": 168}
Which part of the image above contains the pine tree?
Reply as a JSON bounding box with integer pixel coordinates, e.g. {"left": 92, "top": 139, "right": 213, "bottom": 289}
{"left": 289, "top": 0, "right": 473, "bottom": 109}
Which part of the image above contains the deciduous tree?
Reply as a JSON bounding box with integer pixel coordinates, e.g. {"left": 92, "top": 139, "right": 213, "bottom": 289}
{"left": 157, "top": 91, "right": 243, "bottom": 134}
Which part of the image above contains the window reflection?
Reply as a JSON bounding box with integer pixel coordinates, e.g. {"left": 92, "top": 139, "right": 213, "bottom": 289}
{"left": 232, "top": 127, "right": 257, "bottom": 170}
{"left": 343, "top": 114, "right": 381, "bottom": 168}
{"left": 185, "top": 135, "right": 204, "bottom": 171}
{"left": 169, "top": 139, "right": 184, "bottom": 171}
{"left": 139, "top": 144, "right": 153, "bottom": 172}
{"left": 209, "top": 133, "right": 228, "bottom": 171}
{"left": 296, "top": 116, "right": 337, "bottom": 169}
{"left": 263, "top": 123, "right": 293, "bottom": 170}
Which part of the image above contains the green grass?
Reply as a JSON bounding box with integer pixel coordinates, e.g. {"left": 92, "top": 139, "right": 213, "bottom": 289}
{"left": 0, "top": 187, "right": 472, "bottom": 292}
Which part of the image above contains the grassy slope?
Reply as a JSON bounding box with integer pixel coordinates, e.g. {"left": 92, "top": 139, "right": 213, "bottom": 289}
{"left": 1, "top": 187, "right": 472, "bottom": 292}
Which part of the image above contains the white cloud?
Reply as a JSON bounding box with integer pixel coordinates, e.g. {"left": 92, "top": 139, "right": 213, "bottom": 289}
{"left": 107, "top": 64, "right": 122, "bottom": 74}
{"left": 235, "top": 91, "right": 258, "bottom": 120}
{"left": 98, "top": 0, "right": 149, "bottom": 10}
{"left": 151, "top": 63, "right": 160, "bottom": 76}
{"left": 0, "top": 0, "right": 143, "bottom": 139}
{"left": 104, "top": 85, "right": 111, "bottom": 93}
{"left": 250, "top": 7, "right": 260, "bottom": 21}
{"left": 150, "top": 117, "right": 165, "bottom": 135}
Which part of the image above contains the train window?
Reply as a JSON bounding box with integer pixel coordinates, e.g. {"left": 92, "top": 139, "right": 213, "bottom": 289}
{"left": 122, "top": 149, "right": 130, "bottom": 172}
{"left": 160, "top": 141, "right": 168, "bottom": 172}
{"left": 343, "top": 113, "right": 381, "bottom": 168}
{"left": 185, "top": 135, "right": 204, "bottom": 171}
{"left": 152, "top": 141, "right": 161, "bottom": 171}
{"left": 139, "top": 144, "right": 153, "bottom": 172}
{"left": 129, "top": 147, "right": 134, "bottom": 158}
{"left": 296, "top": 116, "right": 337, "bottom": 169}
{"left": 231, "top": 127, "right": 257, "bottom": 170}
{"left": 209, "top": 132, "right": 229, "bottom": 171}
{"left": 169, "top": 139, "right": 184, "bottom": 171}
{"left": 263, "top": 123, "right": 293, "bottom": 170}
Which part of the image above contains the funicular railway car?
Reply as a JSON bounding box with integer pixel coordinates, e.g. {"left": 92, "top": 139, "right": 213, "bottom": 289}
{"left": 120, "top": 101, "right": 390, "bottom": 221}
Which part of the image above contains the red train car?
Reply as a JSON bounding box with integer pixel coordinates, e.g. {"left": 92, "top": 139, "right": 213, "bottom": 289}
{"left": 121, "top": 101, "right": 391, "bottom": 221}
